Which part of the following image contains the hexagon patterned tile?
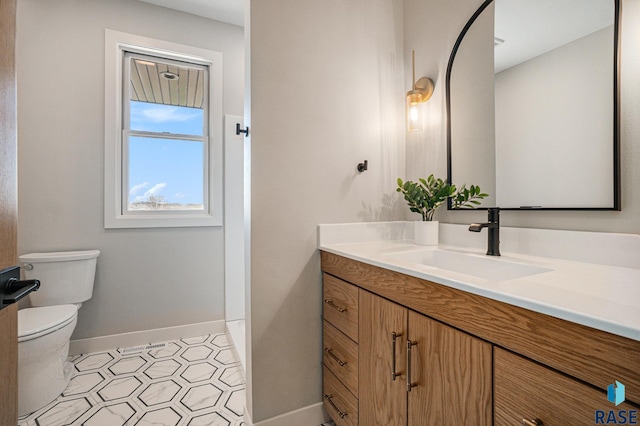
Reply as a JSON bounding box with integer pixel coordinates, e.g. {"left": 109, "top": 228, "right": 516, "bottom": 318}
{"left": 17, "top": 333, "right": 245, "bottom": 426}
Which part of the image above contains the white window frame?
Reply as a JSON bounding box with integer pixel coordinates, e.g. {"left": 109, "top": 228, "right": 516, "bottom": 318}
{"left": 105, "top": 29, "right": 223, "bottom": 228}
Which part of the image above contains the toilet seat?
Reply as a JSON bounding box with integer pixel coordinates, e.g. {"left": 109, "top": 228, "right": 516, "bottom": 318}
{"left": 18, "top": 305, "right": 78, "bottom": 343}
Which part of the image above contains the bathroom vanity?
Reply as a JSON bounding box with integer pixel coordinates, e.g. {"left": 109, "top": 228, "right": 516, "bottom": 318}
{"left": 319, "top": 223, "right": 640, "bottom": 426}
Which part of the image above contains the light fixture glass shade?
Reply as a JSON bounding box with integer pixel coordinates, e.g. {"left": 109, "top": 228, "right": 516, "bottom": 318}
{"left": 406, "top": 50, "right": 434, "bottom": 133}
{"left": 407, "top": 91, "right": 423, "bottom": 133}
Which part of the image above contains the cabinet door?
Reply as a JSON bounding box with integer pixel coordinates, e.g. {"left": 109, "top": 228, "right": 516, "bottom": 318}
{"left": 408, "top": 310, "right": 492, "bottom": 426}
{"left": 359, "top": 290, "right": 407, "bottom": 425}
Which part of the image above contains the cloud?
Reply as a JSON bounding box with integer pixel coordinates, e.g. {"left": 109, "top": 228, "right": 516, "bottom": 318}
{"left": 144, "top": 183, "right": 167, "bottom": 197}
{"left": 174, "top": 193, "right": 186, "bottom": 200}
{"left": 133, "top": 106, "right": 200, "bottom": 124}
{"left": 130, "top": 182, "right": 150, "bottom": 196}
{"left": 133, "top": 182, "right": 167, "bottom": 202}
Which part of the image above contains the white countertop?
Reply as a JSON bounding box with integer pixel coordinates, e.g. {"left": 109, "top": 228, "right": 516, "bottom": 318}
{"left": 319, "top": 222, "right": 640, "bottom": 341}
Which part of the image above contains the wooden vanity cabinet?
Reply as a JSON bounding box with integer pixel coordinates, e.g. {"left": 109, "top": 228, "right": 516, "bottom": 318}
{"left": 359, "top": 290, "right": 492, "bottom": 426}
{"left": 323, "top": 273, "right": 492, "bottom": 425}
{"left": 321, "top": 250, "right": 640, "bottom": 426}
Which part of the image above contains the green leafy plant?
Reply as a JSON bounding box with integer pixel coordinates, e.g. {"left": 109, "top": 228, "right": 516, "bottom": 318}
{"left": 396, "top": 175, "right": 488, "bottom": 221}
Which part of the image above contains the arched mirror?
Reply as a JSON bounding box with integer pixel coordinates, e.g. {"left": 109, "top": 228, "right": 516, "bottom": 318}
{"left": 446, "top": 0, "right": 620, "bottom": 210}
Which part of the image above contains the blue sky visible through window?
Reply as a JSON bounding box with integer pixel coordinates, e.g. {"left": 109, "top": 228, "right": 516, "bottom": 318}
{"left": 128, "top": 101, "right": 205, "bottom": 208}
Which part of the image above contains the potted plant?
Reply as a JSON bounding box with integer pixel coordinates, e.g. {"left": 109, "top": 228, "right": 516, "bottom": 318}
{"left": 396, "top": 175, "right": 488, "bottom": 245}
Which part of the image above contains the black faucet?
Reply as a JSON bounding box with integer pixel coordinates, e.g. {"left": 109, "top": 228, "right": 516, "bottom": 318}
{"left": 469, "top": 208, "right": 501, "bottom": 256}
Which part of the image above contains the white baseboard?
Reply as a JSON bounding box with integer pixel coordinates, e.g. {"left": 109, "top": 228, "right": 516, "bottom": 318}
{"left": 69, "top": 320, "right": 226, "bottom": 355}
{"left": 245, "top": 402, "right": 330, "bottom": 426}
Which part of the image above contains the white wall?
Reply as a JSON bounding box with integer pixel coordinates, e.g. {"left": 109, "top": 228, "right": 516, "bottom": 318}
{"left": 16, "top": 0, "right": 244, "bottom": 339}
{"left": 404, "top": 0, "right": 487, "bottom": 187}
{"left": 405, "top": 0, "right": 640, "bottom": 234}
{"left": 248, "top": 0, "right": 405, "bottom": 421}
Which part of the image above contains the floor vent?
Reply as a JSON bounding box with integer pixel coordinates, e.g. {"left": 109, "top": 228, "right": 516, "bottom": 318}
{"left": 120, "top": 342, "right": 167, "bottom": 355}
{"left": 145, "top": 342, "right": 167, "bottom": 351}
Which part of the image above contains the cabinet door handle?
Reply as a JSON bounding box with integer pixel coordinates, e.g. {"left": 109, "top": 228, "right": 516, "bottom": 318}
{"left": 522, "top": 419, "right": 544, "bottom": 426}
{"left": 324, "top": 347, "right": 347, "bottom": 366}
{"left": 324, "top": 394, "right": 348, "bottom": 418}
{"left": 324, "top": 299, "right": 347, "bottom": 313}
{"left": 391, "top": 331, "right": 402, "bottom": 381}
{"left": 406, "top": 340, "right": 417, "bottom": 392}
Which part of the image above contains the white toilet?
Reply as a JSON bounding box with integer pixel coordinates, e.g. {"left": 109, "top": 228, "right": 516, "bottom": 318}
{"left": 17, "top": 249, "right": 100, "bottom": 417}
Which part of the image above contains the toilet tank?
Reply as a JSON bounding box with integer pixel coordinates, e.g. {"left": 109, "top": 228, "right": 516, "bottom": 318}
{"left": 19, "top": 250, "right": 100, "bottom": 307}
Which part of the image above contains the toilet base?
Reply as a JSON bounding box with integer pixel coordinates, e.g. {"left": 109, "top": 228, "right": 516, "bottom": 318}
{"left": 18, "top": 318, "right": 76, "bottom": 417}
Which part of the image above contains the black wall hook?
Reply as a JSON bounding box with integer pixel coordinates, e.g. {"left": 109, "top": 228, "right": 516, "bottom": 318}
{"left": 236, "top": 123, "right": 250, "bottom": 137}
{"left": 357, "top": 160, "right": 368, "bottom": 173}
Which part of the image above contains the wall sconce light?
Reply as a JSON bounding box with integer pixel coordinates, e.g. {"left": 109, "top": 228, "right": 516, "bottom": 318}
{"left": 406, "top": 50, "right": 434, "bottom": 133}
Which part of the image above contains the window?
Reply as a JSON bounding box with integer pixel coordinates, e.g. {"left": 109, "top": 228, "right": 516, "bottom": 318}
{"left": 105, "top": 30, "right": 223, "bottom": 228}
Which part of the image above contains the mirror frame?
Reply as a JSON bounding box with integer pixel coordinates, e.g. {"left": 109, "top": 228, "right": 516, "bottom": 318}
{"left": 445, "top": 0, "right": 621, "bottom": 211}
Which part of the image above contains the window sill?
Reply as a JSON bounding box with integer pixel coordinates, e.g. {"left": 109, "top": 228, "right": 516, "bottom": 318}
{"left": 104, "top": 213, "right": 222, "bottom": 229}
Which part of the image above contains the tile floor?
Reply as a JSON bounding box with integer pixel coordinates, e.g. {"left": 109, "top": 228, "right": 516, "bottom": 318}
{"left": 18, "top": 333, "right": 245, "bottom": 426}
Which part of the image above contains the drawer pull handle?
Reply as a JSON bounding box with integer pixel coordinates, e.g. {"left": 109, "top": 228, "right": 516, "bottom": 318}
{"left": 325, "top": 347, "right": 347, "bottom": 366}
{"left": 406, "top": 340, "right": 417, "bottom": 392}
{"left": 391, "top": 331, "right": 402, "bottom": 381}
{"left": 522, "top": 419, "right": 543, "bottom": 426}
{"left": 324, "top": 394, "right": 348, "bottom": 418}
{"left": 324, "top": 299, "right": 347, "bottom": 313}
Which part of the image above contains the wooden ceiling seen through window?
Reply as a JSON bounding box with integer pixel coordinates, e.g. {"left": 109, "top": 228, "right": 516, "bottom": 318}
{"left": 129, "top": 56, "right": 206, "bottom": 109}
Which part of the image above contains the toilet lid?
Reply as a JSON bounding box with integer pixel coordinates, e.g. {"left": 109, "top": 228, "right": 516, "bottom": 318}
{"left": 18, "top": 305, "right": 78, "bottom": 342}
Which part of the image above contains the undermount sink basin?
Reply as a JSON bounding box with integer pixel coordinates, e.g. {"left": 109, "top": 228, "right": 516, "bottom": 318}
{"left": 384, "top": 249, "right": 553, "bottom": 281}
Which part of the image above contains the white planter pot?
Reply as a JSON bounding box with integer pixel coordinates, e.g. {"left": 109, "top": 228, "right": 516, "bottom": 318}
{"left": 415, "top": 221, "right": 439, "bottom": 246}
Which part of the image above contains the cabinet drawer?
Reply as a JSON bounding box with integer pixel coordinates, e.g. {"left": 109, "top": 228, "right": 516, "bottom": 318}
{"left": 323, "top": 321, "right": 358, "bottom": 398}
{"left": 324, "top": 365, "right": 358, "bottom": 426}
{"left": 495, "top": 347, "right": 638, "bottom": 426}
{"left": 323, "top": 274, "right": 358, "bottom": 342}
